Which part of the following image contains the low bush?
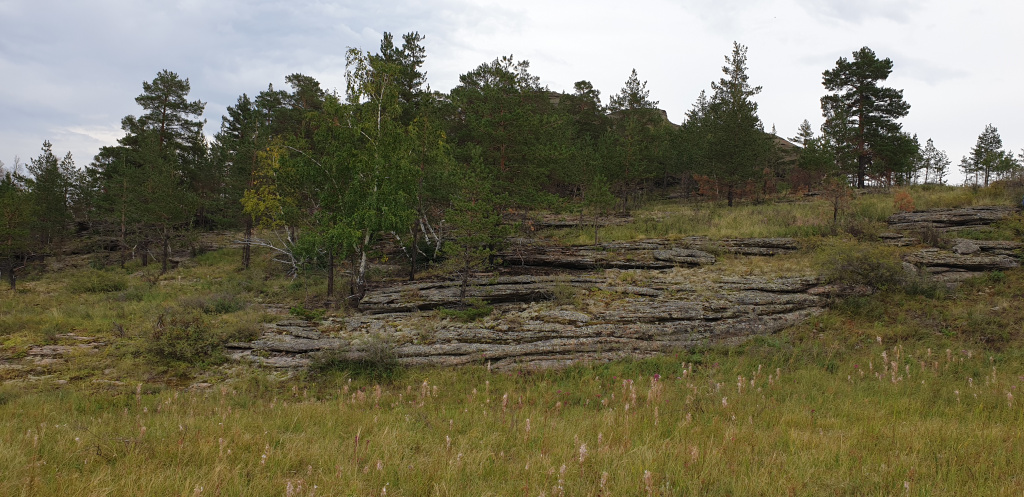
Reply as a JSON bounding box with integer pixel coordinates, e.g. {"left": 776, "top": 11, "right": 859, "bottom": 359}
{"left": 551, "top": 282, "right": 580, "bottom": 307}
{"left": 817, "top": 242, "right": 907, "bottom": 291}
{"left": 289, "top": 305, "right": 325, "bottom": 321}
{"left": 148, "top": 311, "right": 224, "bottom": 365}
{"left": 180, "top": 292, "right": 245, "bottom": 315}
{"left": 437, "top": 298, "right": 493, "bottom": 322}
{"left": 67, "top": 269, "right": 128, "bottom": 294}
{"left": 309, "top": 334, "right": 401, "bottom": 382}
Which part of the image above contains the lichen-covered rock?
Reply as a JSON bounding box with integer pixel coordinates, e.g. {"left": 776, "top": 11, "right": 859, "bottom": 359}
{"left": 904, "top": 248, "right": 1020, "bottom": 272}
{"left": 228, "top": 274, "right": 843, "bottom": 371}
{"left": 887, "top": 206, "right": 1019, "bottom": 231}
{"left": 951, "top": 240, "right": 981, "bottom": 255}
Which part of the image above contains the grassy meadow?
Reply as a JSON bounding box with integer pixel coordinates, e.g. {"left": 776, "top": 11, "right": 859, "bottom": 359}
{"left": 2, "top": 185, "right": 1024, "bottom": 495}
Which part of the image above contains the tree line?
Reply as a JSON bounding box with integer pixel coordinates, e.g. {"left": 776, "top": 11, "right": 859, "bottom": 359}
{"left": 2, "top": 35, "right": 1022, "bottom": 296}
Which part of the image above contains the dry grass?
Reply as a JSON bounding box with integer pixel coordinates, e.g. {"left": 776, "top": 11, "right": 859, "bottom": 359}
{"left": 552, "top": 184, "right": 1019, "bottom": 244}
{"left": 1, "top": 185, "right": 1023, "bottom": 495}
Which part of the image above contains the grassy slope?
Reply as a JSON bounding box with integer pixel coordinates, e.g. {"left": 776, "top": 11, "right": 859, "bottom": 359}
{"left": 2, "top": 185, "right": 1024, "bottom": 496}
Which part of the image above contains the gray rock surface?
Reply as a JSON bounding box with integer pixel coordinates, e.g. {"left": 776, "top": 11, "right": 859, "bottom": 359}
{"left": 887, "top": 206, "right": 1019, "bottom": 231}
{"left": 904, "top": 248, "right": 1020, "bottom": 282}
{"left": 499, "top": 236, "right": 800, "bottom": 271}
{"left": 228, "top": 274, "right": 836, "bottom": 371}
{"left": 951, "top": 240, "right": 981, "bottom": 255}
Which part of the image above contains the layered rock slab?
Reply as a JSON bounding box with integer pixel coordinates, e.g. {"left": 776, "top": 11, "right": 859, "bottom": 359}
{"left": 887, "top": 206, "right": 1019, "bottom": 232}
{"left": 228, "top": 274, "right": 831, "bottom": 371}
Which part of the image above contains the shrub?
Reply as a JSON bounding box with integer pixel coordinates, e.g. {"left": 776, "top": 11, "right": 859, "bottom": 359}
{"left": 437, "top": 298, "right": 493, "bottom": 322}
{"left": 289, "top": 305, "right": 325, "bottom": 321}
{"left": 181, "top": 292, "right": 245, "bottom": 315}
{"left": 817, "top": 243, "right": 906, "bottom": 291}
{"left": 893, "top": 190, "right": 916, "bottom": 212}
{"left": 917, "top": 226, "right": 949, "bottom": 248}
{"left": 309, "top": 334, "right": 401, "bottom": 382}
{"left": 68, "top": 269, "right": 128, "bottom": 294}
{"left": 148, "top": 311, "right": 224, "bottom": 364}
{"left": 551, "top": 282, "right": 580, "bottom": 307}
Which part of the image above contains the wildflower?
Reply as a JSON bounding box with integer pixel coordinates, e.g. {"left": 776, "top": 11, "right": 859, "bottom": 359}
{"left": 579, "top": 443, "right": 588, "bottom": 463}
{"left": 722, "top": 397, "right": 728, "bottom": 407}
{"left": 643, "top": 470, "right": 654, "bottom": 495}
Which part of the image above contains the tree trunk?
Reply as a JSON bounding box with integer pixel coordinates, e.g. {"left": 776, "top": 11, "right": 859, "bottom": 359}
{"left": 857, "top": 154, "right": 869, "bottom": 189}
{"left": 5, "top": 259, "right": 15, "bottom": 291}
{"left": 242, "top": 219, "right": 252, "bottom": 270}
{"left": 161, "top": 229, "right": 170, "bottom": 275}
{"left": 327, "top": 247, "right": 335, "bottom": 298}
{"left": 727, "top": 184, "right": 734, "bottom": 207}
{"left": 459, "top": 249, "right": 470, "bottom": 309}
{"left": 409, "top": 228, "right": 417, "bottom": 281}
{"left": 141, "top": 241, "right": 149, "bottom": 267}
{"left": 354, "top": 230, "right": 371, "bottom": 305}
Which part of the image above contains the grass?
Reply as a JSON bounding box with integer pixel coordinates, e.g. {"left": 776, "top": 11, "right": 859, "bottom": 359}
{"left": 1, "top": 186, "right": 1023, "bottom": 494}
{"left": 3, "top": 288, "right": 1024, "bottom": 495}
{"left": 551, "top": 183, "right": 1020, "bottom": 244}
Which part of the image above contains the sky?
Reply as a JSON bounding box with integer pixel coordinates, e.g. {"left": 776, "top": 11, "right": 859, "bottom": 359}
{"left": 2, "top": 0, "right": 1022, "bottom": 183}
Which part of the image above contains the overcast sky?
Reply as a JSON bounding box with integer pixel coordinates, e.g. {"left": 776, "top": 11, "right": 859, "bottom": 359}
{"left": 2, "top": 0, "right": 1021, "bottom": 183}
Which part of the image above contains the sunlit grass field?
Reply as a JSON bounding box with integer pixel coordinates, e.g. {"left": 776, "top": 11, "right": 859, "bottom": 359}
{"left": 1, "top": 185, "right": 1023, "bottom": 495}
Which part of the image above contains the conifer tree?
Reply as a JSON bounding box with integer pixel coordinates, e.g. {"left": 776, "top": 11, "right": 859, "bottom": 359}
{"left": 704, "top": 42, "right": 773, "bottom": 206}
{"left": 0, "top": 169, "right": 32, "bottom": 290}
{"left": 26, "top": 141, "right": 77, "bottom": 251}
{"left": 963, "top": 124, "right": 1018, "bottom": 187}
{"left": 821, "top": 47, "right": 911, "bottom": 188}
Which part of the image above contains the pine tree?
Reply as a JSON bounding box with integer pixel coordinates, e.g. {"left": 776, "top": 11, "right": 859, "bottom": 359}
{"left": 26, "top": 141, "right": 76, "bottom": 250}
{"left": 90, "top": 70, "right": 204, "bottom": 271}
{"left": 964, "top": 124, "right": 1017, "bottom": 187}
{"left": 821, "top": 47, "right": 911, "bottom": 188}
{"left": 919, "top": 138, "right": 950, "bottom": 185}
{"left": 790, "top": 120, "right": 815, "bottom": 146}
{"left": 0, "top": 170, "right": 32, "bottom": 290}
{"left": 606, "top": 69, "right": 667, "bottom": 208}
{"left": 448, "top": 55, "right": 550, "bottom": 207}
{"left": 704, "top": 42, "right": 773, "bottom": 206}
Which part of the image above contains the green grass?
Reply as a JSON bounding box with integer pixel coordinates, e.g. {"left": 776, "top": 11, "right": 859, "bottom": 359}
{"left": 2, "top": 267, "right": 1024, "bottom": 495}
{"left": 1, "top": 186, "right": 1023, "bottom": 494}
{"left": 2, "top": 297, "right": 1024, "bottom": 495}
{"left": 551, "top": 184, "right": 1020, "bottom": 244}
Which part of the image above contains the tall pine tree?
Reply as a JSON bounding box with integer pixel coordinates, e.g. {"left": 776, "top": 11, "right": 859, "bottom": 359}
{"left": 821, "top": 47, "right": 911, "bottom": 188}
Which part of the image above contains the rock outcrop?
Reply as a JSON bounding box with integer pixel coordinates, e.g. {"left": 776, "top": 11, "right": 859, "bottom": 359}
{"left": 228, "top": 274, "right": 835, "bottom": 371}
{"left": 500, "top": 239, "right": 716, "bottom": 270}
{"left": 499, "top": 237, "right": 799, "bottom": 271}
{"left": 887, "top": 206, "right": 1019, "bottom": 232}
{"left": 904, "top": 248, "right": 1020, "bottom": 283}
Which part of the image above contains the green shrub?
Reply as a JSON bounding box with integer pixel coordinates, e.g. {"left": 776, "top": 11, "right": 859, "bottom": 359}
{"left": 147, "top": 311, "right": 224, "bottom": 364}
{"left": 289, "top": 305, "right": 325, "bottom": 321}
{"left": 817, "top": 242, "right": 906, "bottom": 291}
{"left": 181, "top": 292, "right": 245, "bottom": 315}
{"left": 551, "top": 282, "right": 580, "bottom": 307}
{"left": 309, "top": 334, "right": 401, "bottom": 382}
{"left": 437, "top": 298, "right": 493, "bottom": 322}
{"left": 68, "top": 269, "right": 128, "bottom": 294}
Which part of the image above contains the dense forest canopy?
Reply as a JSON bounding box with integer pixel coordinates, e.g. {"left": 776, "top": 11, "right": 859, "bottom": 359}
{"left": 2, "top": 35, "right": 1022, "bottom": 297}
